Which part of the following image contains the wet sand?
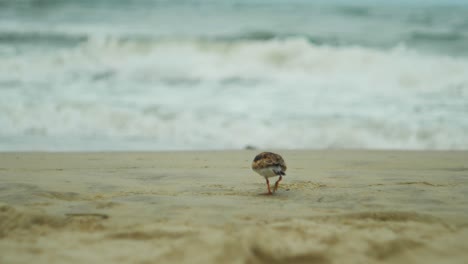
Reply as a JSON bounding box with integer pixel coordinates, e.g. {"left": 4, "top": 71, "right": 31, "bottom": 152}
{"left": 1, "top": 150, "right": 467, "bottom": 263}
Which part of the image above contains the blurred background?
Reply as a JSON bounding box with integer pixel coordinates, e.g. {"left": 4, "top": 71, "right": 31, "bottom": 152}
{"left": 0, "top": 0, "right": 467, "bottom": 151}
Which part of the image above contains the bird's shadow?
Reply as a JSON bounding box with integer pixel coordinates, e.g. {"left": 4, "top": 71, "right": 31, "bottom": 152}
{"left": 255, "top": 190, "right": 290, "bottom": 199}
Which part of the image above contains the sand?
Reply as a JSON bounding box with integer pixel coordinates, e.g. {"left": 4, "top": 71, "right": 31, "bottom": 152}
{"left": 1, "top": 150, "right": 467, "bottom": 264}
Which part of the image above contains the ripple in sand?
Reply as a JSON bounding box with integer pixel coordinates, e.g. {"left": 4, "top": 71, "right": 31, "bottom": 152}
{"left": 281, "top": 181, "right": 326, "bottom": 191}
{"left": 368, "top": 181, "right": 456, "bottom": 187}
{"left": 35, "top": 191, "right": 84, "bottom": 201}
{"left": 108, "top": 228, "right": 196, "bottom": 241}
{"left": 65, "top": 213, "right": 109, "bottom": 219}
{"left": 0, "top": 205, "right": 66, "bottom": 237}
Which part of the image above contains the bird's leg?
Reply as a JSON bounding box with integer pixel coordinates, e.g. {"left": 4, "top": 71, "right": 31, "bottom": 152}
{"left": 273, "top": 176, "right": 282, "bottom": 192}
{"left": 265, "top": 178, "right": 272, "bottom": 195}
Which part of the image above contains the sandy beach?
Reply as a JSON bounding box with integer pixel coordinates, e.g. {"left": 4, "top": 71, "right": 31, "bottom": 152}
{"left": 1, "top": 150, "right": 467, "bottom": 263}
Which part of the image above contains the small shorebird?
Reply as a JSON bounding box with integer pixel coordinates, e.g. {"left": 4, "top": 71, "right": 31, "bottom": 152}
{"left": 252, "top": 152, "right": 287, "bottom": 195}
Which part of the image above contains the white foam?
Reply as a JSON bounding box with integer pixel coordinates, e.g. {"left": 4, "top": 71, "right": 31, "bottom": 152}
{"left": 1, "top": 37, "right": 467, "bottom": 150}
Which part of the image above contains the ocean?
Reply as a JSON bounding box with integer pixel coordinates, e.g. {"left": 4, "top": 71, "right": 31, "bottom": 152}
{"left": 1, "top": 0, "right": 468, "bottom": 151}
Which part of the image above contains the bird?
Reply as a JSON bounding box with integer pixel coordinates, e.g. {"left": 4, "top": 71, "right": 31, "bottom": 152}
{"left": 251, "top": 152, "right": 287, "bottom": 195}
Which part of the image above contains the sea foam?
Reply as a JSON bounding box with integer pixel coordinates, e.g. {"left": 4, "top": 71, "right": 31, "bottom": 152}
{"left": 1, "top": 36, "right": 467, "bottom": 150}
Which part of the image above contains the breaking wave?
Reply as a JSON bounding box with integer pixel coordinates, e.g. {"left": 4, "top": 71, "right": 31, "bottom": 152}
{"left": 1, "top": 35, "right": 467, "bottom": 150}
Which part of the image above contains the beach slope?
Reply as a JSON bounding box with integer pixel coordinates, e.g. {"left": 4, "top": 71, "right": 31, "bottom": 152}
{"left": 1, "top": 150, "right": 467, "bottom": 263}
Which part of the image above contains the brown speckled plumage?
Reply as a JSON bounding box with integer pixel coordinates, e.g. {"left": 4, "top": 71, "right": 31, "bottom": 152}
{"left": 252, "top": 152, "right": 287, "bottom": 173}
{"left": 251, "top": 152, "right": 287, "bottom": 194}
